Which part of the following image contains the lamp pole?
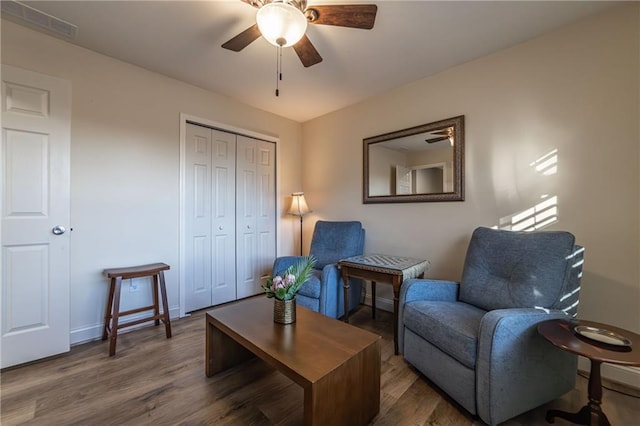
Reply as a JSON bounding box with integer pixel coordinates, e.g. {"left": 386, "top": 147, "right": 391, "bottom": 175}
{"left": 298, "top": 215, "right": 303, "bottom": 256}
{"left": 287, "top": 192, "right": 311, "bottom": 257}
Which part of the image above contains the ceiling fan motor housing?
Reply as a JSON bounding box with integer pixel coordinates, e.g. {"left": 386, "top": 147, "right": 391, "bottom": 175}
{"left": 256, "top": 0, "right": 308, "bottom": 47}
{"left": 224, "top": 0, "right": 377, "bottom": 67}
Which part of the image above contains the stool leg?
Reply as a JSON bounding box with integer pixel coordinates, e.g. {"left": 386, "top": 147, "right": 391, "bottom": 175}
{"left": 102, "top": 278, "right": 116, "bottom": 341}
{"left": 109, "top": 277, "right": 123, "bottom": 356}
{"left": 158, "top": 271, "right": 172, "bottom": 338}
{"left": 153, "top": 274, "right": 160, "bottom": 326}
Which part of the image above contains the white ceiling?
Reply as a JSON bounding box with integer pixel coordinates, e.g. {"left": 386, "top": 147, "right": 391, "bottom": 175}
{"left": 11, "top": 0, "right": 618, "bottom": 122}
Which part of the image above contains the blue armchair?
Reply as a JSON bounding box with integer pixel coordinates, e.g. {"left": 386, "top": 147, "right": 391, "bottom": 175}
{"left": 398, "top": 227, "right": 584, "bottom": 425}
{"left": 273, "top": 220, "right": 365, "bottom": 319}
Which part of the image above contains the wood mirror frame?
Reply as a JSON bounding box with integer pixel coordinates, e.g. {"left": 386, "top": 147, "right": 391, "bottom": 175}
{"left": 363, "top": 115, "right": 464, "bottom": 203}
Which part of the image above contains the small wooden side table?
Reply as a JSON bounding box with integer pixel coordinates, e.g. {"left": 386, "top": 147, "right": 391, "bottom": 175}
{"left": 339, "top": 254, "right": 428, "bottom": 355}
{"left": 538, "top": 319, "right": 640, "bottom": 426}
{"left": 102, "top": 263, "right": 172, "bottom": 356}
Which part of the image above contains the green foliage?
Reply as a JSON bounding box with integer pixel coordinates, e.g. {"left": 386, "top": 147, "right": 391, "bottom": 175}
{"left": 263, "top": 256, "right": 316, "bottom": 301}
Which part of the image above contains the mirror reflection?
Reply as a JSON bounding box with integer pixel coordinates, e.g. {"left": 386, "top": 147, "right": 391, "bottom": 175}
{"left": 363, "top": 115, "right": 464, "bottom": 203}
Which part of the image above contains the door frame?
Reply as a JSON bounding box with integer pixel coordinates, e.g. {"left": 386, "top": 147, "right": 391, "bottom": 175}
{"left": 178, "top": 113, "right": 278, "bottom": 317}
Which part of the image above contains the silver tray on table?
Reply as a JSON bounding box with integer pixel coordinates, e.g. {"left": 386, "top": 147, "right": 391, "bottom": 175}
{"left": 574, "top": 325, "right": 632, "bottom": 347}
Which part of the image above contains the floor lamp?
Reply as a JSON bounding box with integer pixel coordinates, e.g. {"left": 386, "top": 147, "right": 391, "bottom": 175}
{"left": 287, "top": 192, "right": 311, "bottom": 256}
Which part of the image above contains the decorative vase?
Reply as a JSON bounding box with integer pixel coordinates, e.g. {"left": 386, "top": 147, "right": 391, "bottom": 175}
{"left": 273, "top": 298, "right": 296, "bottom": 324}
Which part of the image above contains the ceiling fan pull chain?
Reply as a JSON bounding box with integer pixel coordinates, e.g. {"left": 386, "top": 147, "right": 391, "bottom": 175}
{"left": 275, "top": 46, "right": 280, "bottom": 96}
{"left": 279, "top": 45, "right": 283, "bottom": 82}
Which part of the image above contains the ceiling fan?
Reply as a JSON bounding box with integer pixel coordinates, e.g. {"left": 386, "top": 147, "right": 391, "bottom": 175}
{"left": 221, "top": 0, "right": 378, "bottom": 68}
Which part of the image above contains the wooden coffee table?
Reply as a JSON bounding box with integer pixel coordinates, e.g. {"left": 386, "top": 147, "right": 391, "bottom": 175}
{"left": 206, "top": 296, "right": 381, "bottom": 426}
{"left": 538, "top": 319, "right": 640, "bottom": 426}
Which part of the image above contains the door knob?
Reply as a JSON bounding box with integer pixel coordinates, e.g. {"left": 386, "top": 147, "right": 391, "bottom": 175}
{"left": 52, "top": 225, "right": 66, "bottom": 235}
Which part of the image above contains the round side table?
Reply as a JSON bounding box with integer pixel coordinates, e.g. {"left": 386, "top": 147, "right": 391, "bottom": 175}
{"left": 538, "top": 319, "right": 640, "bottom": 426}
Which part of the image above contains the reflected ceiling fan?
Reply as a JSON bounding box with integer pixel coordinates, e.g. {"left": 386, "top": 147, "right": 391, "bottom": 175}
{"left": 222, "top": 0, "right": 377, "bottom": 68}
{"left": 425, "top": 127, "right": 454, "bottom": 145}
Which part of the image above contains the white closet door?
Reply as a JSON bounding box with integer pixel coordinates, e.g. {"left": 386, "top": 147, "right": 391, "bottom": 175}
{"left": 184, "top": 124, "right": 213, "bottom": 312}
{"left": 256, "top": 141, "right": 276, "bottom": 291}
{"left": 184, "top": 125, "right": 274, "bottom": 309}
{"left": 211, "top": 130, "right": 236, "bottom": 305}
{"left": 1, "top": 65, "right": 71, "bottom": 367}
{"left": 236, "top": 136, "right": 259, "bottom": 298}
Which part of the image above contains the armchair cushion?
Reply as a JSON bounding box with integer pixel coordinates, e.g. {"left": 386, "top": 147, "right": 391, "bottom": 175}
{"left": 404, "top": 301, "right": 485, "bottom": 369}
{"left": 459, "top": 227, "right": 576, "bottom": 311}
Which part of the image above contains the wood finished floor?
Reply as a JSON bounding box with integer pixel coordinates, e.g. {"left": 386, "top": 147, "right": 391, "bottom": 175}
{"left": 2, "top": 305, "right": 639, "bottom": 425}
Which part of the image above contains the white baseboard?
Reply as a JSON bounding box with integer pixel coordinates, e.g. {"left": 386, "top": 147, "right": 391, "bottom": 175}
{"left": 363, "top": 296, "right": 640, "bottom": 391}
{"left": 578, "top": 356, "right": 640, "bottom": 390}
{"left": 70, "top": 306, "right": 181, "bottom": 346}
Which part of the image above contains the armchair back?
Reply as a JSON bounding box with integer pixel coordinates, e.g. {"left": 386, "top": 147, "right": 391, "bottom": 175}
{"left": 459, "top": 227, "right": 583, "bottom": 315}
{"left": 309, "top": 221, "right": 365, "bottom": 269}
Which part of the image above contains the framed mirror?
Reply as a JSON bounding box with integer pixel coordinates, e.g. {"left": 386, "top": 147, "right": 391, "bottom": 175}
{"left": 363, "top": 115, "right": 464, "bottom": 203}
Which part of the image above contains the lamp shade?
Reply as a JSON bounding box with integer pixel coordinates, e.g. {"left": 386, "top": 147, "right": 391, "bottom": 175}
{"left": 256, "top": 1, "right": 308, "bottom": 47}
{"left": 287, "top": 192, "right": 311, "bottom": 217}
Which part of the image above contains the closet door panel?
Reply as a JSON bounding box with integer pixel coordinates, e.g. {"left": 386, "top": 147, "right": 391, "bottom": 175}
{"left": 236, "top": 136, "right": 259, "bottom": 298}
{"left": 257, "top": 141, "right": 276, "bottom": 290}
{"left": 211, "top": 130, "right": 237, "bottom": 305}
{"left": 185, "top": 124, "right": 212, "bottom": 312}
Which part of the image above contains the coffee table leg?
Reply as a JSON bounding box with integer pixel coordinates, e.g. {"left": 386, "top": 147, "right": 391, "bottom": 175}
{"left": 304, "top": 341, "right": 380, "bottom": 425}
{"left": 545, "top": 360, "right": 610, "bottom": 426}
{"left": 206, "top": 316, "right": 254, "bottom": 377}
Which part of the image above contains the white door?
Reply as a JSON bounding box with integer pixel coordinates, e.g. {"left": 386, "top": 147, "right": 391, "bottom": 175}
{"left": 184, "top": 123, "right": 213, "bottom": 312}
{"left": 236, "top": 136, "right": 258, "bottom": 299}
{"left": 184, "top": 124, "right": 236, "bottom": 311}
{"left": 210, "top": 130, "right": 236, "bottom": 305}
{"left": 1, "top": 65, "right": 71, "bottom": 368}
{"left": 256, "top": 140, "right": 276, "bottom": 292}
{"left": 395, "top": 165, "right": 412, "bottom": 195}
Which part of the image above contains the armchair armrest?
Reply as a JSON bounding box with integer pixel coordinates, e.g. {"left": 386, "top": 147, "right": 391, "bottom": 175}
{"left": 399, "top": 278, "right": 459, "bottom": 304}
{"left": 318, "top": 263, "right": 341, "bottom": 318}
{"left": 272, "top": 256, "right": 304, "bottom": 276}
{"left": 476, "top": 308, "right": 576, "bottom": 425}
{"left": 397, "top": 279, "right": 459, "bottom": 354}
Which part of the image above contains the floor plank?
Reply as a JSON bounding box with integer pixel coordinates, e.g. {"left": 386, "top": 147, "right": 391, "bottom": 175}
{"left": 1, "top": 305, "right": 638, "bottom": 425}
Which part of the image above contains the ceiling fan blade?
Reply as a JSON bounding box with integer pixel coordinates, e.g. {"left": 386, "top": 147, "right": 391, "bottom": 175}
{"left": 240, "top": 0, "right": 261, "bottom": 8}
{"left": 221, "top": 24, "right": 262, "bottom": 52}
{"left": 293, "top": 35, "right": 323, "bottom": 67}
{"left": 425, "top": 136, "right": 450, "bottom": 144}
{"left": 306, "top": 5, "right": 377, "bottom": 29}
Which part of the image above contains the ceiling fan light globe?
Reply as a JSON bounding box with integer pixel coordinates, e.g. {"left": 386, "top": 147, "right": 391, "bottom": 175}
{"left": 256, "top": 2, "right": 308, "bottom": 48}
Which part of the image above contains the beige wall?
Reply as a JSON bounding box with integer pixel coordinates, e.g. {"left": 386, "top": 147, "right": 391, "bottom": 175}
{"left": 302, "top": 4, "right": 640, "bottom": 334}
{"left": 1, "top": 19, "right": 303, "bottom": 342}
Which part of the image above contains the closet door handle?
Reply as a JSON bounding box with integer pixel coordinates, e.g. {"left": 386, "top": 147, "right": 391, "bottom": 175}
{"left": 52, "top": 225, "right": 66, "bottom": 235}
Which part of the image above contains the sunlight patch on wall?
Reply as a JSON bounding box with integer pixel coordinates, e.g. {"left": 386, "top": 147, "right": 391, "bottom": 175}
{"left": 493, "top": 148, "right": 560, "bottom": 232}
{"left": 496, "top": 195, "right": 558, "bottom": 231}
{"left": 529, "top": 149, "right": 557, "bottom": 175}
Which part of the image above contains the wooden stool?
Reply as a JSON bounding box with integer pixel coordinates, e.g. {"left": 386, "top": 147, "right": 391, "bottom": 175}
{"left": 102, "top": 263, "right": 172, "bottom": 356}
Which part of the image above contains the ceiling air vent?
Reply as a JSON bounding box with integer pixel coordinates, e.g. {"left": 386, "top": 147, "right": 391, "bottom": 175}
{"left": 1, "top": 1, "right": 77, "bottom": 39}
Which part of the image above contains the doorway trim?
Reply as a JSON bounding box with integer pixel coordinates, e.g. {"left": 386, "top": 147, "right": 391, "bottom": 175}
{"left": 178, "top": 113, "right": 279, "bottom": 317}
